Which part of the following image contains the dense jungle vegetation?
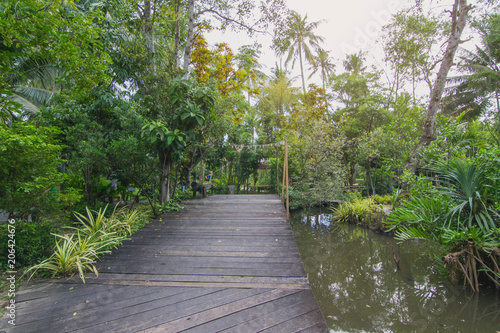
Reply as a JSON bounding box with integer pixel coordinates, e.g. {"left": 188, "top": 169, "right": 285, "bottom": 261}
{"left": 0, "top": 0, "right": 499, "bottom": 292}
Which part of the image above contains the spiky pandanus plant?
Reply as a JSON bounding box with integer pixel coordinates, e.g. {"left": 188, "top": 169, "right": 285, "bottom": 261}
{"left": 388, "top": 160, "right": 500, "bottom": 291}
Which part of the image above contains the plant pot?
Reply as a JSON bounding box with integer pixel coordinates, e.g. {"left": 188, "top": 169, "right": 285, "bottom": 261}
{"left": 227, "top": 185, "right": 235, "bottom": 195}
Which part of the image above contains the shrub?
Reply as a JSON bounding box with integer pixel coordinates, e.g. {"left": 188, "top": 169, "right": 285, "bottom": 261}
{"left": 26, "top": 205, "right": 154, "bottom": 283}
{"left": 0, "top": 221, "right": 56, "bottom": 269}
{"left": 331, "top": 197, "right": 385, "bottom": 230}
{"left": 26, "top": 232, "right": 109, "bottom": 283}
{"left": 372, "top": 194, "right": 392, "bottom": 205}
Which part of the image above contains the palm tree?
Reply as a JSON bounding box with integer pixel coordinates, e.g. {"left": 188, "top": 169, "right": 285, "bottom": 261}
{"left": 308, "top": 48, "right": 335, "bottom": 110}
{"left": 444, "top": 44, "right": 500, "bottom": 121}
{"left": 7, "top": 56, "right": 60, "bottom": 118}
{"left": 236, "top": 44, "right": 267, "bottom": 104}
{"left": 257, "top": 64, "right": 299, "bottom": 139}
{"left": 343, "top": 52, "right": 366, "bottom": 75}
{"left": 308, "top": 48, "right": 335, "bottom": 90}
{"left": 275, "top": 11, "right": 324, "bottom": 95}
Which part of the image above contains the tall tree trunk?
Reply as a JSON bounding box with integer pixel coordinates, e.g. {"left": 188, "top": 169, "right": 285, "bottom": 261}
{"left": 406, "top": 0, "right": 472, "bottom": 173}
{"left": 183, "top": 0, "right": 196, "bottom": 71}
{"left": 174, "top": 0, "right": 181, "bottom": 68}
{"left": 142, "top": 0, "right": 155, "bottom": 72}
{"left": 299, "top": 43, "right": 306, "bottom": 95}
{"left": 84, "top": 165, "right": 95, "bottom": 206}
{"left": 159, "top": 149, "right": 173, "bottom": 204}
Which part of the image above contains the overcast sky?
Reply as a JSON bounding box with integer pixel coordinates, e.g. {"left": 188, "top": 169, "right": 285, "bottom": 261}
{"left": 206, "top": 0, "right": 414, "bottom": 76}
{"left": 205, "top": 0, "right": 481, "bottom": 87}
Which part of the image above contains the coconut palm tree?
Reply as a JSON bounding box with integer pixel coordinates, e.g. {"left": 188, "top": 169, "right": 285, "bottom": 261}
{"left": 236, "top": 44, "right": 267, "bottom": 104}
{"left": 308, "top": 48, "right": 335, "bottom": 90}
{"left": 443, "top": 37, "right": 500, "bottom": 119}
{"left": 308, "top": 48, "right": 335, "bottom": 110}
{"left": 257, "top": 63, "right": 299, "bottom": 139}
{"left": 275, "top": 11, "right": 324, "bottom": 95}
{"left": 7, "top": 56, "right": 60, "bottom": 118}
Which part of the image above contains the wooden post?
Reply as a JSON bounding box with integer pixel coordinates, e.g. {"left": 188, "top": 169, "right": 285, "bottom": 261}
{"left": 276, "top": 147, "right": 279, "bottom": 195}
{"left": 281, "top": 146, "right": 286, "bottom": 203}
{"left": 285, "top": 139, "right": 289, "bottom": 220}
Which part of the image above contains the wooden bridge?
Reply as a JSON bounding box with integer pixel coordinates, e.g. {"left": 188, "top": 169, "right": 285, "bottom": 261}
{"left": 1, "top": 195, "right": 328, "bottom": 332}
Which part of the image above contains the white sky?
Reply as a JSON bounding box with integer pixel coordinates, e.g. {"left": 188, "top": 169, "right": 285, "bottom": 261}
{"left": 206, "top": 0, "right": 413, "bottom": 77}
{"left": 205, "top": 0, "right": 483, "bottom": 89}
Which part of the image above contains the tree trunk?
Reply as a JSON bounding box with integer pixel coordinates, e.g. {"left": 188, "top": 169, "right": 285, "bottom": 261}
{"left": 159, "top": 149, "right": 173, "bottom": 204}
{"left": 183, "top": 0, "right": 196, "bottom": 71}
{"left": 142, "top": 0, "right": 155, "bottom": 72}
{"left": 174, "top": 0, "right": 181, "bottom": 68}
{"left": 299, "top": 43, "right": 306, "bottom": 95}
{"left": 406, "top": 0, "right": 472, "bottom": 173}
{"left": 83, "top": 165, "right": 95, "bottom": 206}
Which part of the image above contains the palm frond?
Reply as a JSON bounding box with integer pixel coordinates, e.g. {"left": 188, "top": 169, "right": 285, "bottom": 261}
{"left": 15, "top": 86, "right": 55, "bottom": 106}
{"left": 395, "top": 226, "right": 433, "bottom": 243}
{"left": 7, "top": 93, "right": 40, "bottom": 114}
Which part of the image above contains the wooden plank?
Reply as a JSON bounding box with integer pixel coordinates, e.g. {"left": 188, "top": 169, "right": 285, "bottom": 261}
{"left": 14, "top": 286, "right": 182, "bottom": 325}
{"left": 93, "top": 265, "right": 306, "bottom": 277}
{"left": 144, "top": 289, "right": 300, "bottom": 333}
{"left": 87, "top": 273, "right": 310, "bottom": 286}
{"left": 10, "top": 287, "right": 228, "bottom": 333}
{"left": 71, "top": 288, "right": 271, "bottom": 333}
{"left": 183, "top": 291, "right": 315, "bottom": 332}
{"left": 0, "top": 195, "right": 328, "bottom": 332}
{"left": 258, "top": 309, "right": 329, "bottom": 333}
{"left": 104, "top": 250, "right": 302, "bottom": 258}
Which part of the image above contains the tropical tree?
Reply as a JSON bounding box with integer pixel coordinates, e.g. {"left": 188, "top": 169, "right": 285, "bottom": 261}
{"left": 406, "top": 0, "right": 473, "bottom": 173}
{"left": 0, "top": 0, "right": 111, "bottom": 121}
{"left": 0, "top": 122, "right": 64, "bottom": 219}
{"left": 6, "top": 56, "right": 60, "bottom": 117}
{"left": 308, "top": 48, "right": 335, "bottom": 109}
{"left": 235, "top": 44, "right": 266, "bottom": 103}
{"left": 382, "top": 6, "right": 443, "bottom": 103}
{"left": 273, "top": 11, "right": 325, "bottom": 94}
{"left": 257, "top": 64, "right": 299, "bottom": 141}
{"left": 309, "top": 48, "right": 335, "bottom": 86}
{"left": 443, "top": 14, "right": 500, "bottom": 127}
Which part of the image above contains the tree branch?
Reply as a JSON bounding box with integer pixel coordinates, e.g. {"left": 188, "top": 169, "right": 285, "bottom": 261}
{"left": 15, "top": 0, "right": 55, "bottom": 21}
{"left": 196, "top": 8, "right": 269, "bottom": 35}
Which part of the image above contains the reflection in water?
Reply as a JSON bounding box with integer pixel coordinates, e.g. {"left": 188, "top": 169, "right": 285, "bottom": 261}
{"left": 290, "top": 207, "right": 500, "bottom": 332}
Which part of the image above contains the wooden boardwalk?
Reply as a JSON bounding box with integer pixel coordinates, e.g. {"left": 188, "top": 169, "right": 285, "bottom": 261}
{"left": 1, "top": 195, "right": 328, "bottom": 332}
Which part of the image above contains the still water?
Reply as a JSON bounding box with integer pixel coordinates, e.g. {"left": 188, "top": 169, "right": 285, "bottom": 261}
{"left": 289, "top": 207, "right": 500, "bottom": 333}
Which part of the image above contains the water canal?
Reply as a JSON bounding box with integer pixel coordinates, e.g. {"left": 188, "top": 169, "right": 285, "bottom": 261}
{"left": 289, "top": 207, "right": 500, "bottom": 332}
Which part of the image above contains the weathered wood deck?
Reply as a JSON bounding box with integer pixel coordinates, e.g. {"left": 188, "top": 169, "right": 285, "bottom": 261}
{"left": 1, "top": 195, "right": 328, "bottom": 332}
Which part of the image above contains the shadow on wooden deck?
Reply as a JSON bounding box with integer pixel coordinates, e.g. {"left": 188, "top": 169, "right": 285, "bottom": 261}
{"left": 0, "top": 194, "right": 328, "bottom": 333}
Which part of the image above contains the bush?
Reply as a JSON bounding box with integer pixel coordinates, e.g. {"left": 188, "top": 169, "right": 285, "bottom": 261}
{"left": 372, "top": 194, "right": 392, "bottom": 205}
{"left": 331, "top": 197, "right": 385, "bottom": 231}
{"left": 0, "top": 221, "right": 56, "bottom": 269}
{"left": 26, "top": 205, "right": 154, "bottom": 282}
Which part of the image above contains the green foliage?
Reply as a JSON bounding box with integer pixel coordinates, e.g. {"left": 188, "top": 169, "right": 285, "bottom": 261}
{"left": 156, "top": 201, "right": 184, "bottom": 214}
{"left": 0, "top": 0, "right": 112, "bottom": 120}
{"left": 26, "top": 205, "right": 153, "bottom": 282}
{"left": 57, "top": 188, "right": 84, "bottom": 208}
{"left": 0, "top": 122, "right": 64, "bottom": 219}
{"left": 331, "top": 197, "right": 384, "bottom": 230}
{"left": 26, "top": 232, "right": 105, "bottom": 283}
{"left": 236, "top": 148, "right": 262, "bottom": 186}
{"left": 371, "top": 194, "right": 392, "bottom": 205}
{"left": 72, "top": 205, "right": 127, "bottom": 241}
{"left": 0, "top": 221, "right": 56, "bottom": 269}
{"left": 386, "top": 196, "right": 450, "bottom": 239}
{"left": 432, "top": 160, "right": 499, "bottom": 231}
{"left": 389, "top": 156, "right": 500, "bottom": 291}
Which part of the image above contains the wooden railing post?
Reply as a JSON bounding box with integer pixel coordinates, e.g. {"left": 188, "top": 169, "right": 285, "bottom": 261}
{"left": 285, "top": 139, "right": 289, "bottom": 220}
{"left": 281, "top": 145, "right": 286, "bottom": 203}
